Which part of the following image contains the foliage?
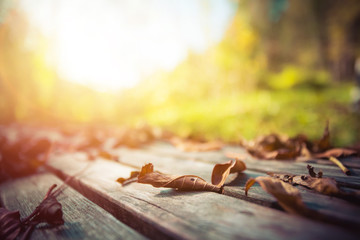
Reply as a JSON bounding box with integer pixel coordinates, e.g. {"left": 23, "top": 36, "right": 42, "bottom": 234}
{"left": 0, "top": 2, "right": 359, "bottom": 147}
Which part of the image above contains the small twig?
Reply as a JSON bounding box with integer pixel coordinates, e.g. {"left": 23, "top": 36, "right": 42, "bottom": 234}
{"left": 44, "top": 184, "right": 57, "bottom": 199}
{"left": 329, "top": 156, "right": 350, "bottom": 175}
{"left": 50, "top": 162, "right": 93, "bottom": 197}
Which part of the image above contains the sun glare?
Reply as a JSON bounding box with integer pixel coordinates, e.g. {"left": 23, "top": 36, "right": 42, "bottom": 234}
{"left": 18, "top": 0, "right": 236, "bottom": 92}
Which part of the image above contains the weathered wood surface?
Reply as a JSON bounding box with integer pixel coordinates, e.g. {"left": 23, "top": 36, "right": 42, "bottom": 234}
{"left": 110, "top": 146, "right": 360, "bottom": 229}
{"left": 46, "top": 152, "right": 358, "bottom": 240}
{"left": 0, "top": 173, "right": 146, "bottom": 240}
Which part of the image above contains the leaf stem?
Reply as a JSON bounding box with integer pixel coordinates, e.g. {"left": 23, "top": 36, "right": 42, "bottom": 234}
{"left": 329, "top": 156, "right": 350, "bottom": 175}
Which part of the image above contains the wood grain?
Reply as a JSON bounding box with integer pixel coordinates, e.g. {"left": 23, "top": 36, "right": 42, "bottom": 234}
{"left": 111, "top": 147, "right": 360, "bottom": 230}
{"left": 0, "top": 173, "right": 146, "bottom": 240}
{"left": 47, "top": 153, "right": 358, "bottom": 239}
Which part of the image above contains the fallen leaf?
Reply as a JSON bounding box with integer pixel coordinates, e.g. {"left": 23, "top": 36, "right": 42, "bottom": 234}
{"left": 0, "top": 184, "right": 64, "bottom": 240}
{"left": 313, "top": 148, "right": 357, "bottom": 158}
{"left": 137, "top": 163, "right": 223, "bottom": 193}
{"left": 245, "top": 176, "right": 311, "bottom": 215}
{"left": 307, "top": 164, "right": 322, "bottom": 178}
{"left": 270, "top": 173, "right": 340, "bottom": 195}
{"left": 211, "top": 159, "right": 246, "bottom": 187}
{"left": 244, "top": 134, "right": 304, "bottom": 160}
{"left": 293, "top": 175, "right": 340, "bottom": 195}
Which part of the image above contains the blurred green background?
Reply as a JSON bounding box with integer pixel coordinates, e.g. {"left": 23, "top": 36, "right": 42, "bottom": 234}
{"left": 0, "top": 0, "right": 360, "bottom": 146}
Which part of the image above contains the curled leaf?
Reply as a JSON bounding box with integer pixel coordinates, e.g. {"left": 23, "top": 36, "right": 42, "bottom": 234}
{"left": 307, "top": 164, "right": 322, "bottom": 178}
{"left": 139, "top": 163, "right": 154, "bottom": 178}
{"left": 137, "top": 163, "right": 222, "bottom": 193}
{"left": 22, "top": 184, "right": 64, "bottom": 226}
{"left": 211, "top": 160, "right": 246, "bottom": 187}
{"left": 0, "top": 184, "right": 64, "bottom": 240}
{"left": 36, "top": 196, "right": 64, "bottom": 225}
{"left": 245, "top": 176, "right": 310, "bottom": 216}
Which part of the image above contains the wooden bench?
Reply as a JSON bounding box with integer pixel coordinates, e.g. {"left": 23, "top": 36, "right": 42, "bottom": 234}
{"left": 1, "top": 141, "right": 360, "bottom": 239}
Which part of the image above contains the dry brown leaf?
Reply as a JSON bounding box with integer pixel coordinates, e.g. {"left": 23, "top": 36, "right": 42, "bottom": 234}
{"left": 211, "top": 159, "right": 246, "bottom": 187}
{"left": 245, "top": 176, "right": 310, "bottom": 215}
{"left": 240, "top": 122, "right": 351, "bottom": 161}
{"left": 0, "top": 184, "right": 64, "bottom": 240}
{"left": 307, "top": 164, "right": 323, "bottom": 178}
{"left": 292, "top": 175, "right": 340, "bottom": 195}
{"left": 244, "top": 134, "right": 303, "bottom": 160}
{"left": 312, "top": 148, "right": 357, "bottom": 158}
{"left": 137, "top": 163, "right": 223, "bottom": 193}
{"left": 270, "top": 173, "right": 340, "bottom": 195}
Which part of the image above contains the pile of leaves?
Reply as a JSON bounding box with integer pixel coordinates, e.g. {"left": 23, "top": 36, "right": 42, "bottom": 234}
{"left": 0, "top": 184, "right": 64, "bottom": 240}
{"left": 1, "top": 123, "right": 359, "bottom": 233}
{"left": 242, "top": 121, "right": 358, "bottom": 160}
{"left": 0, "top": 124, "right": 165, "bottom": 183}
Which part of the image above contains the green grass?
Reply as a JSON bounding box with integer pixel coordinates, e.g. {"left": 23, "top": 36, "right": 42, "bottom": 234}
{"left": 142, "top": 84, "right": 359, "bottom": 146}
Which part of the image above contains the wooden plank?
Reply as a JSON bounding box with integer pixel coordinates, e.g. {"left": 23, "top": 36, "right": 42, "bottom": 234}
{"left": 47, "top": 153, "right": 358, "bottom": 239}
{"left": 111, "top": 147, "right": 360, "bottom": 229}
{"left": 143, "top": 142, "right": 360, "bottom": 189}
{"left": 0, "top": 173, "right": 146, "bottom": 240}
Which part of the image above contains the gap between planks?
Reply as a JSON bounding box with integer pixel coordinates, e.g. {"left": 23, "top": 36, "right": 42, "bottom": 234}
{"left": 46, "top": 153, "right": 359, "bottom": 240}
{"left": 0, "top": 172, "right": 146, "bottom": 240}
